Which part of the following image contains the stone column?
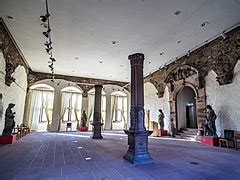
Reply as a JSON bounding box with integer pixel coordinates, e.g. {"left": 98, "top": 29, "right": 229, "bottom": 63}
{"left": 124, "top": 53, "right": 153, "bottom": 165}
{"left": 91, "top": 85, "right": 103, "bottom": 139}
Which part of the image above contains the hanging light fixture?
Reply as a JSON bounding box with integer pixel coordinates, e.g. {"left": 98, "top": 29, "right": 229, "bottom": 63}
{"left": 40, "top": 0, "right": 56, "bottom": 82}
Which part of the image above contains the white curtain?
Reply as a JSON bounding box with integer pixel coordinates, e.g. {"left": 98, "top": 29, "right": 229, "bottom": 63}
{"left": 87, "top": 93, "right": 95, "bottom": 127}
{"left": 72, "top": 93, "right": 82, "bottom": 129}
{"left": 101, "top": 95, "right": 106, "bottom": 126}
{"left": 44, "top": 91, "right": 54, "bottom": 130}
{"left": 58, "top": 92, "right": 71, "bottom": 130}
{"left": 29, "top": 90, "right": 42, "bottom": 131}
{"left": 111, "top": 95, "right": 117, "bottom": 128}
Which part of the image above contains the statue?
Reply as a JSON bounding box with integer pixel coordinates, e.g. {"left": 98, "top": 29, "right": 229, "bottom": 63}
{"left": 203, "top": 105, "right": 217, "bottom": 136}
{"left": 2, "top": 103, "right": 16, "bottom": 136}
{"left": 81, "top": 110, "right": 87, "bottom": 127}
{"left": 158, "top": 109, "right": 165, "bottom": 130}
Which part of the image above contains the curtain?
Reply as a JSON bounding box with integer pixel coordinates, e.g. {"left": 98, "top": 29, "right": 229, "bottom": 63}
{"left": 87, "top": 93, "right": 95, "bottom": 127}
{"left": 72, "top": 93, "right": 82, "bottom": 129}
{"left": 29, "top": 90, "right": 42, "bottom": 131}
{"left": 111, "top": 95, "right": 117, "bottom": 128}
{"left": 58, "top": 92, "right": 71, "bottom": 130}
{"left": 44, "top": 91, "right": 54, "bottom": 130}
{"left": 101, "top": 95, "right": 106, "bottom": 125}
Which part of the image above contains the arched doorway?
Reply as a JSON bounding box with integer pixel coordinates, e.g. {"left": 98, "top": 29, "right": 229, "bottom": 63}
{"left": 176, "top": 86, "right": 197, "bottom": 130}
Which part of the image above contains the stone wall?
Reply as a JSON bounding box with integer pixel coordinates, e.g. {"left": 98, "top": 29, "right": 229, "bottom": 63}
{"left": 206, "top": 61, "right": 240, "bottom": 136}
{"left": 143, "top": 26, "right": 240, "bottom": 133}
{"left": 0, "top": 50, "right": 27, "bottom": 133}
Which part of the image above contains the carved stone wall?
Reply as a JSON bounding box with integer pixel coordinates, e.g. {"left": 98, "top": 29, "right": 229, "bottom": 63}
{"left": 166, "top": 66, "right": 206, "bottom": 131}
{"left": 28, "top": 71, "right": 128, "bottom": 89}
{"left": 144, "top": 26, "right": 240, "bottom": 98}
{"left": 0, "top": 18, "right": 30, "bottom": 86}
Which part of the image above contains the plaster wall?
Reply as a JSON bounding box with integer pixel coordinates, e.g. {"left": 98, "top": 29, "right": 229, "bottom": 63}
{"left": 144, "top": 82, "right": 170, "bottom": 131}
{"left": 0, "top": 49, "right": 27, "bottom": 133}
{"left": 205, "top": 61, "right": 240, "bottom": 136}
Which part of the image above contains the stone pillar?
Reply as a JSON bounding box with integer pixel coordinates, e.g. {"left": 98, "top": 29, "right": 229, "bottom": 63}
{"left": 91, "top": 85, "right": 103, "bottom": 139}
{"left": 124, "top": 53, "right": 153, "bottom": 165}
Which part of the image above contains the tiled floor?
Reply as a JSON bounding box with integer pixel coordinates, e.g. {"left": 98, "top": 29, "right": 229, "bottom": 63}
{"left": 0, "top": 131, "right": 240, "bottom": 180}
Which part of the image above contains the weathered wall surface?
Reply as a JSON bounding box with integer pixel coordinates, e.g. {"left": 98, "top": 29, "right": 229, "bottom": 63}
{"left": 0, "top": 50, "right": 27, "bottom": 133}
{"left": 206, "top": 61, "right": 240, "bottom": 136}
{"left": 144, "top": 82, "right": 170, "bottom": 131}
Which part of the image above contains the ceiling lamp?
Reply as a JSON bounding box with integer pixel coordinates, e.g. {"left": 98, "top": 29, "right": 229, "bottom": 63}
{"left": 221, "top": 31, "right": 227, "bottom": 40}
{"left": 40, "top": 13, "right": 50, "bottom": 22}
{"left": 42, "top": 28, "right": 51, "bottom": 38}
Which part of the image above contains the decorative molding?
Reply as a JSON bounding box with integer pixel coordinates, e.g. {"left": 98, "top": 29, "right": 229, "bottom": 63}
{"left": 165, "top": 65, "right": 197, "bottom": 84}
{"left": 27, "top": 70, "right": 128, "bottom": 88}
{"left": 144, "top": 26, "right": 240, "bottom": 98}
{"left": 0, "top": 18, "right": 30, "bottom": 86}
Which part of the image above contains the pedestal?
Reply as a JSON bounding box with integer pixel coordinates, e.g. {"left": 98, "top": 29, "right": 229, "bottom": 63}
{"left": 0, "top": 135, "right": 17, "bottom": 144}
{"left": 157, "top": 129, "right": 168, "bottom": 136}
{"left": 124, "top": 130, "right": 154, "bottom": 165}
{"left": 91, "top": 121, "right": 103, "bottom": 139}
{"left": 80, "top": 126, "right": 88, "bottom": 132}
{"left": 202, "top": 136, "right": 219, "bottom": 147}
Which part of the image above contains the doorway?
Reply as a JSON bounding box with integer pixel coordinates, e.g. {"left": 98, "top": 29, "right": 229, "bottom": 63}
{"left": 176, "top": 86, "right": 197, "bottom": 129}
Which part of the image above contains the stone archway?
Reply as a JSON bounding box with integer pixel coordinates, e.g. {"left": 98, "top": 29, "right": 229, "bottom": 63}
{"left": 165, "top": 65, "right": 206, "bottom": 134}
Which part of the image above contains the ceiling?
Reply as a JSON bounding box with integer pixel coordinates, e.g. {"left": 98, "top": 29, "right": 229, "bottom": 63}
{"left": 0, "top": 0, "right": 240, "bottom": 82}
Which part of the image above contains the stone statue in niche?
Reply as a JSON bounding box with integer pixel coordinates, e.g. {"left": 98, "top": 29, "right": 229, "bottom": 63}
{"left": 203, "top": 105, "right": 217, "bottom": 136}
{"left": 2, "top": 103, "right": 16, "bottom": 136}
{"left": 81, "top": 110, "right": 87, "bottom": 127}
{"left": 158, "top": 109, "right": 165, "bottom": 130}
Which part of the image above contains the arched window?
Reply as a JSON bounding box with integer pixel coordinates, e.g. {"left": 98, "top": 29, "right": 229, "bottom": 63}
{"left": 60, "top": 87, "right": 82, "bottom": 123}
{"left": 28, "top": 84, "right": 54, "bottom": 131}
{"left": 111, "top": 91, "right": 127, "bottom": 129}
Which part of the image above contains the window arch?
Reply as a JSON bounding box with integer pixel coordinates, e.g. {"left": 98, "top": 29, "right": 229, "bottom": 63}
{"left": 60, "top": 86, "right": 83, "bottom": 123}
{"left": 28, "top": 84, "right": 54, "bottom": 131}
{"left": 111, "top": 91, "right": 128, "bottom": 129}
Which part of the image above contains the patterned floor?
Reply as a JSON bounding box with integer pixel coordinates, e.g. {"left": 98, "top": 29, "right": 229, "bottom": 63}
{"left": 0, "top": 131, "right": 240, "bottom": 180}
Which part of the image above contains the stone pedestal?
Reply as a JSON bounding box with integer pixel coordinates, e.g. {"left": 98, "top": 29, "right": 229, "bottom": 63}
{"left": 0, "top": 134, "right": 17, "bottom": 144}
{"left": 124, "top": 53, "right": 153, "bottom": 165}
{"left": 80, "top": 126, "right": 88, "bottom": 132}
{"left": 202, "top": 136, "right": 219, "bottom": 147}
{"left": 157, "top": 129, "right": 168, "bottom": 136}
{"left": 91, "top": 85, "right": 103, "bottom": 139}
{"left": 124, "top": 130, "right": 153, "bottom": 165}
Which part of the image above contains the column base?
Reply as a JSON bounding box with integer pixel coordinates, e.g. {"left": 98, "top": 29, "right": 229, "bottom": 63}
{"left": 91, "top": 121, "right": 103, "bottom": 139}
{"left": 124, "top": 130, "right": 154, "bottom": 165}
{"left": 202, "top": 136, "right": 219, "bottom": 147}
{"left": 0, "top": 134, "right": 17, "bottom": 144}
{"left": 157, "top": 129, "right": 168, "bottom": 136}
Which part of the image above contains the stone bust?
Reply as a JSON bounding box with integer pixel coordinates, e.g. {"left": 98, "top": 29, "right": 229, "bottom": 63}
{"left": 2, "top": 103, "right": 16, "bottom": 136}
{"left": 158, "top": 109, "right": 165, "bottom": 130}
